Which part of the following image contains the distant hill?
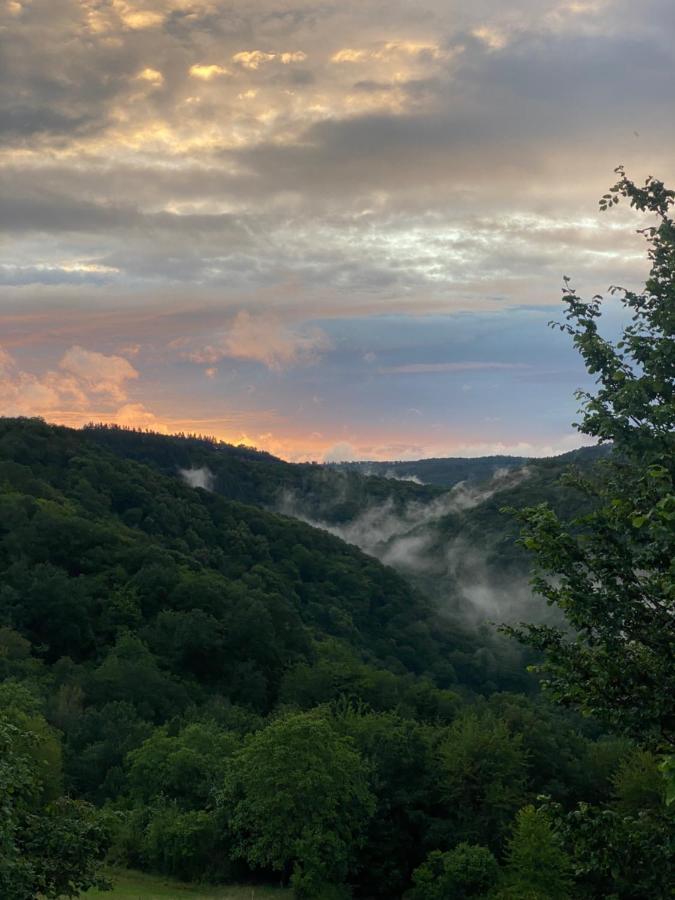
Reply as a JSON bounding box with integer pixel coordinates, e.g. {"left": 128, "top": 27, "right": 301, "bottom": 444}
{"left": 377, "top": 448, "right": 608, "bottom": 624}
{"left": 330, "top": 454, "right": 528, "bottom": 487}
{"left": 330, "top": 444, "right": 609, "bottom": 487}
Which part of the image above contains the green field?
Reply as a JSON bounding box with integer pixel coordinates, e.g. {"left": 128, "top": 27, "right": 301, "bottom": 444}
{"left": 83, "top": 869, "right": 291, "bottom": 900}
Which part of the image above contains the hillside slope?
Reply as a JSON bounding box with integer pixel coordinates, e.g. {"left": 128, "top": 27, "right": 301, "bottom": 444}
{"left": 81, "top": 424, "right": 605, "bottom": 627}
{"left": 0, "top": 417, "right": 458, "bottom": 694}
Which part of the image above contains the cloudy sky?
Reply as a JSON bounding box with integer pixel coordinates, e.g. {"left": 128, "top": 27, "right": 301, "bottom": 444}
{"left": 1, "top": 0, "right": 673, "bottom": 460}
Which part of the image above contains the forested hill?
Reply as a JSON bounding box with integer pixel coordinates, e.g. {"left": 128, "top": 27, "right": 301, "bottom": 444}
{"left": 0, "top": 416, "right": 459, "bottom": 691}
{"left": 80, "top": 422, "right": 605, "bottom": 627}
{"left": 331, "top": 454, "right": 528, "bottom": 486}
{"left": 83, "top": 421, "right": 443, "bottom": 524}
{"left": 331, "top": 445, "right": 608, "bottom": 487}
{"left": 83, "top": 420, "right": 605, "bottom": 525}
{"left": 287, "top": 446, "right": 610, "bottom": 626}
{"left": 0, "top": 417, "right": 542, "bottom": 809}
{"left": 366, "top": 448, "right": 609, "bottom": 624}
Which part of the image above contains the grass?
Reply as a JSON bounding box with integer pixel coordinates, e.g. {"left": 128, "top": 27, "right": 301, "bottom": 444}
{"left": 82, "top": 868, "right": 291, "bottom": 899}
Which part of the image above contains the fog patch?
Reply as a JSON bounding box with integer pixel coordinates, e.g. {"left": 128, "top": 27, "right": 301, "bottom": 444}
{"left": 179, "top": 466, "right": 214, "bottom": 490}
{"left": 381, "top": 533, "right": 435, "bottom": 571}
{"left": 280, "top": 461, "right": 567, "bottom": 633}
{"left": 442, "top": 536, "right": 534, "bottom": 623}
{"left": 356, "top": 465, "right": 425, "bottom": 484}
{"left": 279, "top": 465, "right": 531, "bottom": 570}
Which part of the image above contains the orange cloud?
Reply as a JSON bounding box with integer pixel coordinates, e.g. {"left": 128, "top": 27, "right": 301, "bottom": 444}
{"left": 181, "top": 311, "right": 331, "bottom": 371}
{"left": 109, "top": 402, "right": 169, "bottom": 431}
{"left": 0, "top": 343, "right": 145, "bottom": 423}
{"left": 59, "top": 345, "right": 139, "bottom": 402}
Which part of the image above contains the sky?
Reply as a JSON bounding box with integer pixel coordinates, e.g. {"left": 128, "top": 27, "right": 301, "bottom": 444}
{"left": 1, "top": 0, "right": 674, "bottom": 461}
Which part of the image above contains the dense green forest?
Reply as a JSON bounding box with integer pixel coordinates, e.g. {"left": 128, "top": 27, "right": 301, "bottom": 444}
{"left": 0, "top": 416, "right": 672, "bottom": 898}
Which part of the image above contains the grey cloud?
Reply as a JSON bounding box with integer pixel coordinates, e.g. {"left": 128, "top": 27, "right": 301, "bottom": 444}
{"left": 0, "top": 181, "right": 248, "bottom": 238}
{"left": 287, "top": 68, "right": 315, "bottom": 85}
{"left": 0, "top": 190, "right": 142, "bottom": 233}
{"left": 0, "top": 266, "right": 116, "bottom": 287}
{"left": 0, "top": 107, "right": 99, "bottom": 140}
{"left": 2, "top": 0, "right": 674, "bottom": 306}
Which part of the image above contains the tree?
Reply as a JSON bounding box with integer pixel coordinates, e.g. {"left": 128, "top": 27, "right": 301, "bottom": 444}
{"left": 545, "top": 798, "right": 673, "bottom": 900}
{"left": 0, "top": 714, "right": 109, "bottom": 900}
{"left": 496, "top": 805, "right": 572, "bottom": 900}
{"left": 220, "top": 711, "right": 375, "bottom": 898}
{"left": 611, "top": 748, "right": 667, "bottom": 815}
{"left": 437, "top": 711, "right": 528, "bottom": 849}
{"left": 127, "top": 721, "right": 239, "bottom": 808}
{"left": 506, "top": 168, "right": 675, "bottom": 752}
{"left": 334, "top": 708, "right": 439, "bottom": 898}
{"left": 407, "top": 843, "right": 499, "bottom": 900}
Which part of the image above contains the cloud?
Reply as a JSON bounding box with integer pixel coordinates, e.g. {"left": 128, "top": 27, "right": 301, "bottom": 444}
{"left": 331, "top": 48, "right": 369, "bottom": 63}
{"left": 471, "top": 26, "right": 508, "bottom": 50}
{"left": 378, "top": 362, "right": 531, "bottom": 375}
{"left": 189, "top": 64, "right": 230, "bottom": 80}
{"left": 332, "top": 41, "right": 446, "bottom": 63}
{"left": 0, "top": 343, "right": 150, "bottom": 425}
{"left": 108, "top": 403, "right": 169, "bottom": 431}
{"left": 0, "top": 346, "right": 15, "bottom": 373}
{"left": 280, "top": 51, "right": 307, "bottom": 64}
{"left": 323, "top": 441, "right": 358, "bottom": 463}
{"left": 279, "top": 464, "right": 532, "bottom": 571}
{"left": 182, "top": 311, "right": 331, "bottom": 371}
{"left": 232, "top": 50, "right": 277, "bottom": 69}
{"left": 136, "top": 67, "right": 164, "bottom": 85}
{"left": 113, "top": 2, "right": 165, "bottom": 30}
{"left": 59, "top": 346, "right": 138, "bottom": 402}
{"left": 179, "top": 466, "right": 214, "bottom": 489}
{"left": 229, "top": 49, "right": 307, "bottom": 70}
